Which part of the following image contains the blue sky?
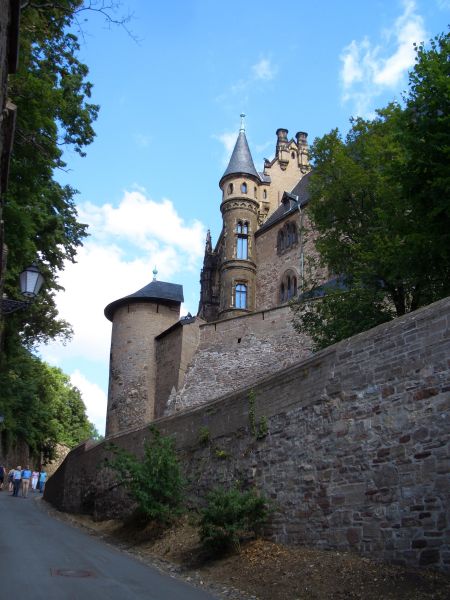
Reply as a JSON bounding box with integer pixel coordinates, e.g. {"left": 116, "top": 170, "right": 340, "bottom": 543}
{"left": 39, "top": 0, "right": 449, "bottom": 433}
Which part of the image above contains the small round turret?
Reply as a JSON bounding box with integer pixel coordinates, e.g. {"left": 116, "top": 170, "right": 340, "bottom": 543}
{"left": 104, "top": 277, "right": 183, "bottom": 436}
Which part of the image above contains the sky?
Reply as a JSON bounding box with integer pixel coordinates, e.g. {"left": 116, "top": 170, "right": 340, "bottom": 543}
{"left": 37, "top": 0, "right": 449, "bottom": 434}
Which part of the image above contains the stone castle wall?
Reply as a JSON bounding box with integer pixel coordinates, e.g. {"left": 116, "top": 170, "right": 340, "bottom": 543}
{"left": 45, "top": 297, "right": 450, "bottom": 570}
{"left": 154, "top": 318, "right": 203, "bottom": 419}
{"left": 165, "top": 305, "right": 311, "bottom": 415}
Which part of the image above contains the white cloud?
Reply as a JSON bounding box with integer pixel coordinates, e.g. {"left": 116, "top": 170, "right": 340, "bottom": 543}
{"left": 70, "top": 370, "right": 107, "bottom": 434}
{"left": 218, "top": 57, "right": 278, "bottom": 105}
{"left": 80, "top": 191, "right": 204, "bottom": 259}
{"left": 339, "top": 0, "right": 426, "bottom": 116}
{"left": 212, "top": 131, "right": 239, "bottom": 166}
{"left": 252, "top": 58, "right": 277, "bottom": 81}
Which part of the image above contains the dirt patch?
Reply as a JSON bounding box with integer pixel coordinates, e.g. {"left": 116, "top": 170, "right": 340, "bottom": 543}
{"left": 43, "top": 504, "right": 450, "bottom": 600}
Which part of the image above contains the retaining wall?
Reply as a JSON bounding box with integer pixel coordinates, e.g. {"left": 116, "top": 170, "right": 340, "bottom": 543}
{"left": 45, "top": 297, "right": 450, "bottom": 570}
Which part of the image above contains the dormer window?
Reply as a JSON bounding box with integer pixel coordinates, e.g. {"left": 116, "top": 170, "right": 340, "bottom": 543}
{"left": 241, "top": 182, "right": 247, "bottom": 194}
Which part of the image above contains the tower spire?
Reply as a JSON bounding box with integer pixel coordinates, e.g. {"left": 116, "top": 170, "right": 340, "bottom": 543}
{"left": 240, "top": 113, "right": 246, "bottom": 132}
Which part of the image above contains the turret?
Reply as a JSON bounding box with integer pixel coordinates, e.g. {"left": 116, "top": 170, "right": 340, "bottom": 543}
{"left": 218, "top": 115, "right": 259, "bottom": 319}
{"left": 104, "top": 271, "right": 183, "bottom": 436}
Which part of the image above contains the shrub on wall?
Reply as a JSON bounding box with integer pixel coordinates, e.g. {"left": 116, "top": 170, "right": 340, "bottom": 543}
{"left": 199, "top": 487, "right": 271, "bottom": 554}
{"left": 107, "top": 426, "right": 184, "bottom": 525}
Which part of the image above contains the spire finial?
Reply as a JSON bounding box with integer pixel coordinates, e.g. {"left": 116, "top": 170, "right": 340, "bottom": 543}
{"left": 239, "top": 113, "right": 246, "bottom": 132}
{"left": 152, "top": 266, "right": 158, "bottom": 281}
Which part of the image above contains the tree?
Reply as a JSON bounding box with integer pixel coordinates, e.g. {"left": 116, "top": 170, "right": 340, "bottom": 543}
{"left": 0, "top": 345, "right": 97, "bottom": 460}
{"left": 3, "top": 0, "right": 98, "bottom": 349}
{"left": 292, "top": 30, "right": 450, "bottom": 350}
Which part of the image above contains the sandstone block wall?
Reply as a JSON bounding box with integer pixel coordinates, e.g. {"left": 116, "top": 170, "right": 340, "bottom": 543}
{"left": 165, "top": 305, "right": 311, "bottom": 414}
{"left": 45, "top": 297, "right": 450, "bottom": 570}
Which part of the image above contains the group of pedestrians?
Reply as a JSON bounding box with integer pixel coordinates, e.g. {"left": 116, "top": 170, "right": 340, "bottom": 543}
{"left": 0, "top": 464, "right": 47, "bottom": 497}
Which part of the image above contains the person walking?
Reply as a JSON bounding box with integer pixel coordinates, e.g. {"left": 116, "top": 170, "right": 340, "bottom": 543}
{"left": 0, "top": 464, "right": 5, "bottom": 490}
{"left": 21, "top": 466, "right": 31, "bottom": 498}
{"left": 31, "top": 469, "right": 39, "bottom": 492}
{"left": 38, "top": 470, "right": 47, "bottom": 494}
{"left": 12, "top": 466, "right": 22, "bottom": 497}
{"left": 7, "top": 468, "right": 14, "bottom": 492}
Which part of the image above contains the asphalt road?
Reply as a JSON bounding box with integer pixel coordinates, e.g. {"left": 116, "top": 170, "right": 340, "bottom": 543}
{"left": 0, "top": 488, "right": 218, "bottom": 599}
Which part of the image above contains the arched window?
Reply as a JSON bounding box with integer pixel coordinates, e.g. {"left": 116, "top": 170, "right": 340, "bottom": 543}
{"left": 280, "top": 271, "right": 298, "bottom": 304}
{"left": 254, "top": 187, "right": 257, "bottom": 198}
{"left": 241, "top": 182, "right": 247, "bottom": 194}
{"left": 236, "top": 221, "right": 248, "bottom": 259}
{"left": 277, "top": 221, "right": 297, "bottom": 254}
{"left": 228, "top": 183, "right": 234, "bottom": 195}
{"left": 263, "top": 189, "right": 267, "bottom": 200}
{"left": 235, "top": 283, "right": 247, "bottom": 309}
{"left": 291, "top": 151, "right": 296, "bottom": 159}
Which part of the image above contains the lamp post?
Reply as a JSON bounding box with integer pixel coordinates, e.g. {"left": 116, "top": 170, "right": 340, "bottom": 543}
{"left": 1, "top": 263, "right": 44, "bottom": 314}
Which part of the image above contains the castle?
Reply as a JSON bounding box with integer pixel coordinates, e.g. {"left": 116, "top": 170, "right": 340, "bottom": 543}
{"left": 104, "top": 119, "right": 325, "bottom": 437}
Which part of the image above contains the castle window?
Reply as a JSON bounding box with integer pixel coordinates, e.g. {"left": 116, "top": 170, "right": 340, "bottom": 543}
{"left": 254, "top": 187, "right": 257, "bottom": 198}
{"left": 279, "top": 271, "right": 298, "bottom": 304}
{"left": 241, "top": 182, "right": 247, "bottom": 194}
{"left": 263, "top": 189, "right": 267, "bottom": 200}
{"left": 236, "top": 221, "right": 248, "bottom": 259}
{"left": 228, "top": 183, "right": 234, "bottom": 195}
{"left": 291, "top": 151, "right": 296, "bottom": 159}
{"left": 235, "top": 283, "right": 247, "bottom": 309}
{"left": 277, "top": 221, "right": 298, "bottom": 254}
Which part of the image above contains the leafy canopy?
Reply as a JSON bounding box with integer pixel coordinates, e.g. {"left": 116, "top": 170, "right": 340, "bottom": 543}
{"left": 3, "top": 0, "right": 98, "bottom": 347}
{"left": 0, "top": 344, "right": 97, "bottom": 461}
{"left": 292, "top": 30, "right": 450, "bottom": 350}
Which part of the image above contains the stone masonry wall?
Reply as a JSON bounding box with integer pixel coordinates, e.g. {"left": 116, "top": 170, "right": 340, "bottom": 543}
{"left": 154, "top": 318, "right": 203, "bottom": 419}
{"left": 45, "top": 297, "right": 450, "bottom": 570}
{"left": 165, "top": 305, "right": 311, "bottom": 414}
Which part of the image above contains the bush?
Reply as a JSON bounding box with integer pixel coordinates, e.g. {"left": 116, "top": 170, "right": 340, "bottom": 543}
{"left": 199, "top": 487, "right": 270, "bottom": 554}
{"left": 108, "top": 426, "right": 184, "bottom": 525}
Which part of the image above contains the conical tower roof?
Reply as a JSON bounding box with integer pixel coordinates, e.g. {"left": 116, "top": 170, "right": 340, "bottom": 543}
{"left": 104, "top": 279, "right": 184, "bottom": 322}
{"left": 220, "top": 116, "right": 259, "bottom": 185}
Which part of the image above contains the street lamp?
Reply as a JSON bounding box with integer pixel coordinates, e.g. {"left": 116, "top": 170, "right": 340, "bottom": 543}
{"left": 1, "top": 263, "right": 44, "bottom": 314}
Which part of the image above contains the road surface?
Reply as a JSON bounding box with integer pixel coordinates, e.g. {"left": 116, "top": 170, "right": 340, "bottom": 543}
{"left": 0, "top": 487, "right": 218, "bottom": 599}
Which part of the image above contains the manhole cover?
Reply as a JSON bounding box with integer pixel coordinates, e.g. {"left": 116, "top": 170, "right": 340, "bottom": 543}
{"left": 51, "top": 568, "right": 95, "bottom": 578}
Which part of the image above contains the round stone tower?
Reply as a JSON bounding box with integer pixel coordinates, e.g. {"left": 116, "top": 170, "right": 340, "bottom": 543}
{"left": 104, "top": 273, "right": 183, "bottom": 437}
{"left": 218, "top": 115, "right": 259, "bottom": 319}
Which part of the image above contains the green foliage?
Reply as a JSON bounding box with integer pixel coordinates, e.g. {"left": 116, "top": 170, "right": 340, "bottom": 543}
{"left": 108, "top": 427, "right": 185, "bottom": 525}
{"left": 3, "top": 1, "right": 98, "bottom": 348}
{"left": 292, "top": 287, "right": 395, "bottom": 351}
{"left": 199, "top": 487, "right": 271, "bottom": 554}
{"left": 0, "top": 345, "right": 97, "bottom": 460}
{"left": 292, "top": 30, "right": 450, "bottom": 349}
{"left": 214, "top": 448, "right": 228, "bottom": 460}
{"left": 198, "top": 426, "right": 210, "bottom": 446}
{"left": 248, "top": 389, "right": 269, "bottom": 440}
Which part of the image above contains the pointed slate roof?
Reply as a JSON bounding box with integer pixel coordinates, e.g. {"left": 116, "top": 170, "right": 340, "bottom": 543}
{"left": 220, "top": 130, "right": 260, "bottom": 185}
{"left": 104, "top": 280, "right": 184, "bottom": 321}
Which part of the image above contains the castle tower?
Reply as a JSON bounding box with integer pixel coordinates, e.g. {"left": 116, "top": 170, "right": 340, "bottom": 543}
{"left": 218, "top": 115, "right": 259, "bottom": 319}
{"left": 104, "top": 272, "right": 183, "bottom": 437}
